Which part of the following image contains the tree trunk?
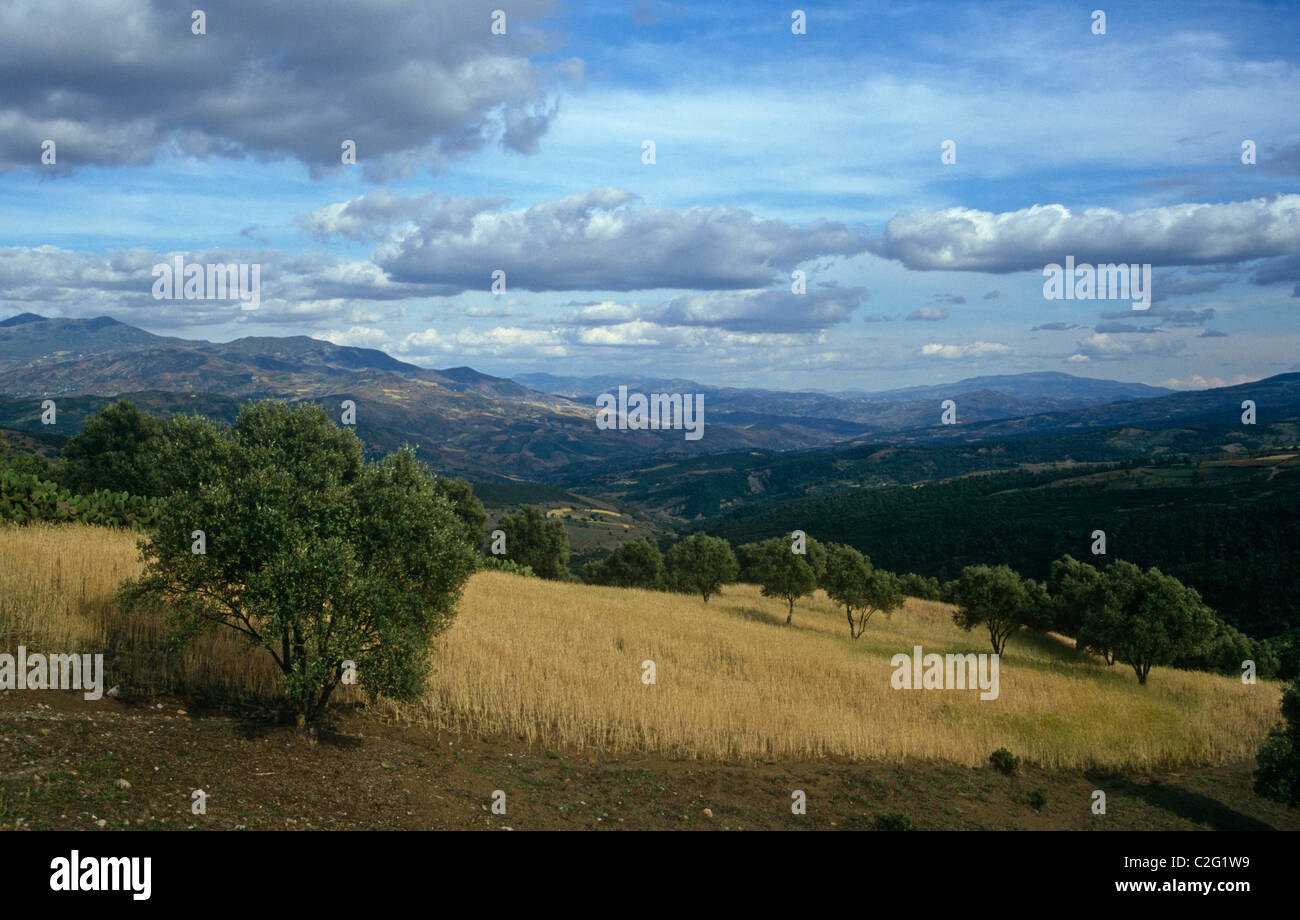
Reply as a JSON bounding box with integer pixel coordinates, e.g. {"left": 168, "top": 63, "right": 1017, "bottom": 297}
{"left": 786, "top": 598, "right": 794, "bottom": 625}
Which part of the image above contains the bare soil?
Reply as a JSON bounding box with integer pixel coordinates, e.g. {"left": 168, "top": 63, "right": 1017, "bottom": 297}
{"left": 2, "top": 689, "right": 1295, "bottom": 831}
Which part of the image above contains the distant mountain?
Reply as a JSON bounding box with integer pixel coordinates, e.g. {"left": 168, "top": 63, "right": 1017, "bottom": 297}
{"left": 0, "top": 314, "right": 853, "bottom": 479}
{"left": 0, "top": 313, "right": 189, "bottom": 370}
{"left": 513, "top": 370, "right": 1177, "bottom": 434}
{"left": 0, "top": 312, "right": 1266, "bottom": 484}
{"left": 562, "top": 373, "right": 1300, "bottom": 518}
{"left": 868, "top": 373, "right": 1298, "bottom": 447}
{"left": 837, "top": 372, "right": 1172, "bottom": 404}
{"left": 521, "top": 370, "right": 1173, "bottom": 408}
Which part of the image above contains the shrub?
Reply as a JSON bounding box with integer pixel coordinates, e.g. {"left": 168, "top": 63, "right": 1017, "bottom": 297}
{"left": 1255, "top": 678, "right": 1300, "bottom": 808}
{"left": 873, "top": 812, "right": 915, "bottom": 831}
{"left": 990, "top": 747, "right": 1020, "bottom": 776}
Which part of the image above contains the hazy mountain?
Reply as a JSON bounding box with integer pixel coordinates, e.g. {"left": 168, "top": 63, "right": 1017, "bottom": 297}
{"left": 0, "top": 315, "right": 851, "bottom": 479}
{"left": 562, "top": 373, "right": 1300, "bottom": 517}
{"left": 0, "top": 313, "right": 189, "bottom": 370}
{"left": 0, "top": 313, "right": 1243, "bottom": 484}
{"left": 834, "top": 371, "right": 1172, "bottom": 404}
{"left": 513, "top": 370, "right": 1176, "bottom": 433}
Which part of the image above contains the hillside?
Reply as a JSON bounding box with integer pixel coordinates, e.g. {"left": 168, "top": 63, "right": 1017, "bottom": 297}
{"left": 2, "top": 524, "right": 1281, "bottom": 768}
{"left": 690, "top": 451, "right": 1300, "bottom": 637}
{"left": 2, "top": 523, "right": 1294, "bottom": 832}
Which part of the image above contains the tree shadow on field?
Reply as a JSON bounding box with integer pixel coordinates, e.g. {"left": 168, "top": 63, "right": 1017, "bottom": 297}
{"left": 723, "top": 605, "right": 784, "bottom": 628}
{"left": 1085, "top": 770, "right": 1276, "bottom": 830}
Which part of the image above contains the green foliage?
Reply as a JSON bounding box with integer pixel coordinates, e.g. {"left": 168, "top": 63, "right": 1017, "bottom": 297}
{"left": 735, "top": 541, "right": 766, "bottom": 583}
{"left": 872, "top": 812, "right": 914, "bottom": 831}
{"left": 482, "top": 556, "right": 535, "bottom": 577}
{"left": 116, "top": 401, "right": 477, "bottom": 726}
{"left": 822, "top": 542, "right": 904, "bottom": 638}
{"left": 897, "top": 572, "right": 943, "bottom": 601}
{"left": 748, "top": 536, "right": 817, "bottom": 624}
{"left": 952, "top": 565, "right": 1052, "bottom": 655}
{"left": 1176, "top": 620, "right": 1279, "bottom": 680}
{"left": 496, "top": 504, "right": 571, "bottom": 580}
{"left": 60, "top": 399, "right": 165, "bottom": 497}
{"left": 1255, "top": 678, "right": 1300, "bottom": 808}
{"left": 1047, "top": 554, "right": 1103, "bottom": 637}
{"left": 664, "top": 532, "right": 738, "bottom": 604}
{"left": 5, "top": 450, "right": 53, "bottom": 479}
{"left": 1083, "top": 561, "right": 1219, "bottom": 685}
{"left": 990, "top": 748, "right": 1020, "bottom": 776}
{"left": 694, "top": 457, "right": 1300, "bottom": 638}
{"left": 429, "top": 476, "right": 487, "bottom": 550}
{"left": 1027, "top": 789, "right": 1048, "bottom": 811}
{"left": 583, "top": 538, "right": 666, "bottom": 589}
{"left": 0, "top": 468, "right": 157, "bottom": 527}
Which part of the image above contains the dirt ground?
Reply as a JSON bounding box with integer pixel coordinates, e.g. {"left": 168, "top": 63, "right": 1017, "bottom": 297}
{"left": 2, "top": 689, "right": 1296, "bottom": 831}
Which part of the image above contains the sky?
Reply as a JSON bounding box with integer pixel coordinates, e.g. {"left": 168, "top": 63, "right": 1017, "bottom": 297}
{"left": 0, "top": 0, "right": 1298, "bottom": 392}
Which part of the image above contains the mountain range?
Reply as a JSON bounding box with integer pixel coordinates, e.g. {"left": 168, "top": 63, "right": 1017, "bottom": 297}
{"left": 0, "top": 312, "right": 1282, "bottom": 485}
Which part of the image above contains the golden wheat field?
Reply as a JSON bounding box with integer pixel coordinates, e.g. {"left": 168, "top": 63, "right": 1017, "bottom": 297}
{"left": 0, "top": 523, "right": 1284, "bottom": 769}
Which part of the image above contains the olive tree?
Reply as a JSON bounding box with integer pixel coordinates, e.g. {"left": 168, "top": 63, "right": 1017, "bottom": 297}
{"left": 583, "top": 538, "right": 666, "bottom": 589}
{"left": 665, "top": 533, "right": 738, "bottom": 603}
{"left": 118, "top": 401, "right": 477, "bottom": 728}
{"left": 751, "top": 536, "right": 818, "bottom": 625}
{"left": 822, "top": 543, "right": 904, "bottom": 638}
{"left": 496, "top": 504, "right": 571, "bottom": 580}
{"left": 951, "top": 564, "right": 1052, "bottom": 655}
{"left": 1098, "top": 562, "right": 1218, "bottom": 685}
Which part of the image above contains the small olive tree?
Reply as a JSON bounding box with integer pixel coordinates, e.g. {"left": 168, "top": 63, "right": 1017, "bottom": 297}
{"left": 496, "top": 504, "right": 571, "bottom": 580}
{"left": 665, "top": 533, "right": 738, "bottom": 603}
{"left": 751, "top": 536, "right": 817, "bottom": 625}
{"left": 1097, "top": 562, "right": 1218, "bottom": 685}
{"left": 951, "top": 564, "right": 1052, "bottom": 655}
{"left": 583, "top": 538, "right": 666, "bottom": 589}
{"left": 822, "top": 543, "right": 904, "bottom": 638}
{"left": 118, "top": 402, "right": 477, "bottom": 728}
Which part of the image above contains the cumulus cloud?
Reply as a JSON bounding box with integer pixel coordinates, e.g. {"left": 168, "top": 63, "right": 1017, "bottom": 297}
{"left": 1161, "top": 373, "right": 1255, "bottom": 389}
{"left": 869, "top": 195, "right": 1300, "bottom": 272}
{"left": 906, "top": 307, "right": 949, "bottom": 321}
{"left": 367, "top": 188, "right": 869, "bottom": 292}
{"left": 1150, "top": 272, "right": 1229, "bottom": 303}
{"left": 1094, "top": 322, "right": 1160, "bottom": 334}
{"left": 1251, "top": 254, "right": 1300, "bottom": 296}
{"left": 1069, "top": 332, "right": 1188, "bottom": 361}
{"left": 1097, "top": 303, "right": 1215, "bottom": 326}
{"left": 0, "top": 0, "right": 575, "bottom": 177}
{"left": 556, "top": 284, "right": 866, "bottom": 334}
{"left": 299, "top": 192, "right": 507, "bottom": 243}
{"left": 920, "top": 341, "right": 1012, "bottom": 359}
{"left": 0, "top": 245, "right": 418, "bottom": 327}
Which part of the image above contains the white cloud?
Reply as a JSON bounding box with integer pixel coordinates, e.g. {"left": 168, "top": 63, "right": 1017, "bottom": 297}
{"left": 871, "top": 196, "right": 1300, "bottom": 272}
{"left": 920, "top": 341, "right": 1012, "bottom": 359}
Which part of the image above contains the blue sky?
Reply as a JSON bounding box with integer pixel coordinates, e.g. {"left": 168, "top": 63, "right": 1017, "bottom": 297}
{"left": 1, "top": 0, "right": 1298, "bottom": 391}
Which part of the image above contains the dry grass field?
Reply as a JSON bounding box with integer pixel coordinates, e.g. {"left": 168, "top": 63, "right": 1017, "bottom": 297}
{"left": 0, "top": 523, "right": 1284, "bottom": 770}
